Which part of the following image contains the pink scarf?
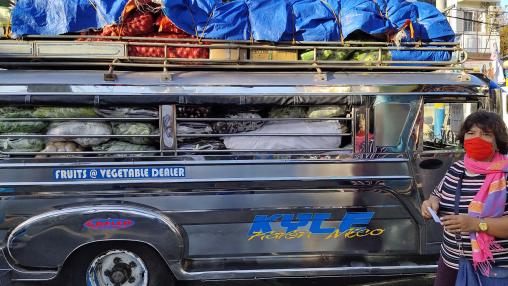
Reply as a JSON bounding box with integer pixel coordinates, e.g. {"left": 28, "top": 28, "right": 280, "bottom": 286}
{"left": 464, "top": 153, "right": 508, "bottom": 275}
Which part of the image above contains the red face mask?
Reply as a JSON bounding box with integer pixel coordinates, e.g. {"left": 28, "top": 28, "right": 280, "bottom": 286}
{"left": 464, "top": 137, "right": 495, "bottom": 161}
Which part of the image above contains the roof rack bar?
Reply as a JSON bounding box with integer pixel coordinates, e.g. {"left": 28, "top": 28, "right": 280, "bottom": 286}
{"left": 0, "top": 61, "right": 467, "bottom": 71}
{"left": 0, "top": 92, "right": 478, "bottom": 97}
{"left": 21, "top": 35, "right": 461, "bottom": 46}
{"left": 0, "top": 36, "right": 465, "bottom": 72}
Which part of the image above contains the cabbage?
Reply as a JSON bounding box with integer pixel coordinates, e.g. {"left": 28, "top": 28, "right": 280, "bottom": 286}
{"left": 0, "top": 107, "right": 34, "bottom": 118}
{"left": 0, "top": 120, "right": 47, "bottom": 133}
{"left": 352, "top": 51, "right": 391, "bottom": 65}
{"left": 269, "top": 107, "right": 307, "bottom": 118}
{"left": 0, "top": 134, "right": 45, "bottom": 152}
{"left": 92, "top": 141, "right": 157, "bottom": 156}
{"left": 112, "top": 122, "right": 157, "bottom": 145}
{"left": 301, "top": 50, "right": 351, "bottom": 61}
{"left": 34, "top": 107, "right": 97, "bottom": 118}
{"left": 307, "top": 106, "right": 347, "bottom": 118}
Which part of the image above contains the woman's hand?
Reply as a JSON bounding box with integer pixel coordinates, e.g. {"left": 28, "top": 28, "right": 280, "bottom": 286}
{"left": 441, "top": 215, "right": 480, "bottom": 234}
{"left": 421, "top": 196, "right": 440, "bottom": 219}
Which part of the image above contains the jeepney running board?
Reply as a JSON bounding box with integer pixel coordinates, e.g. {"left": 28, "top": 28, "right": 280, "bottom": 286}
{"left": 170, "top": 263, "right": 437, "bottom": 280}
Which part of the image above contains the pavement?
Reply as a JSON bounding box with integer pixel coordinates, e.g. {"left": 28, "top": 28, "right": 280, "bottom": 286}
{"left": 13, "top": 275, "right": 435, "bottom": 286}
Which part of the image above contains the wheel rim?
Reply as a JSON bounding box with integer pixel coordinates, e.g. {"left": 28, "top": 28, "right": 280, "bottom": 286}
{"left": 86, "top": 249, "right": 148, "bottom": 286}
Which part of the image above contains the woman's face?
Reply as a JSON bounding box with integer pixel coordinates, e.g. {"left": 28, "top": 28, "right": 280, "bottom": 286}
{"left": 464, "top": 125, "right": 497, "bottom": 150}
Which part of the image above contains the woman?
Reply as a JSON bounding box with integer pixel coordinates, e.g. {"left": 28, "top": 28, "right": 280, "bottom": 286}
{"left": 421, "top": 111, "right": 508, "bottom": 286}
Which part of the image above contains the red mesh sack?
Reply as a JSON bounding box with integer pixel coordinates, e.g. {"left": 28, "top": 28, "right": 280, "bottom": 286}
{"left": 128, "top": 33, "right": 209, "bottom": 59}
{"left": 118, "top": 11, "right": 155, "bottom": 36}
{"left": 156, "top": 14, "right": 187, "bottom": 35}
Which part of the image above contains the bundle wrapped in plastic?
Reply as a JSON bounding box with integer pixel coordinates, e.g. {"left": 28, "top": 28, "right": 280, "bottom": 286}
{"left": 36, "top": 141, "right": 84, "bottom": 158}
{"left": 95, "top": 107, "right": 158, "bottom": 118}
{"left": 178, "top": 139, "right": 226, "bottom": 151}
{"left": 178, "top": 122, "right": 213, "bottom": 135}
{"left": 223, "top": 121, "right": 342, "bottom": 151}
{"left": 212, "top": 113, "right": 264, "bottom": 134}
{"left": 0, "top": 134, "right": 45, "bottom": 152}
{"left": 92, "top": 140, "right": 157, "bottom": 156}
{"left": 34, "top": 107, "right": 97, "bottom": 118}
{"left": 307, "top": 106, "right": 347, "bottom": 118}
{"left": 269, "top": 107, "right": 307, "bottom": 118}
{"left": 112, "top": 122, "right": 157, "bottom": 145}
{"left": 46, "top": 121, "right": 112, "bottom": 147}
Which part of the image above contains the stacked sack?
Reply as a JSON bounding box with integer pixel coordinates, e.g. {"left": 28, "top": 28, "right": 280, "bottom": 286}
{"left": 0, "top": 107, "right": 160, "bottom": 157}
{"left": 175, "top": 105, "right": 350, "bottom": 153}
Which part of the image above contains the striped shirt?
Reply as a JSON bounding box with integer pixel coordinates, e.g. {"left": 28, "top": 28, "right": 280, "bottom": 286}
{"left": 431, "top": 160, "right": 508, "bottom": 269}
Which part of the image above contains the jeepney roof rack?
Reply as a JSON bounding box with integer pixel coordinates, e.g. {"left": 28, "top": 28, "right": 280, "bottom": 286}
{"left": 0, "top": 35, "right": 467, "bottom": 76}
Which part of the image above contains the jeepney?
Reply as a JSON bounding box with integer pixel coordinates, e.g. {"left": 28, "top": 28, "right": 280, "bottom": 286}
{"left": 0, "top": 37, "right": 500, "bottom": 286}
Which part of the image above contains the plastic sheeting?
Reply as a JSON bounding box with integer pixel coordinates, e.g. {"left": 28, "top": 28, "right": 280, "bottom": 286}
{"left": 11, "top": 0, "right": 127, "bottom": 37}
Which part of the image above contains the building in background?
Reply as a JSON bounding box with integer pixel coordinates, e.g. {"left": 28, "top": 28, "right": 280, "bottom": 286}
{"left": 433, "top": 0, "right": 503, "bottom": 71}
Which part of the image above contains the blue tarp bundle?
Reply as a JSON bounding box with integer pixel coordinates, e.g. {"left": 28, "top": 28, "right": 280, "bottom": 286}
{"left": 11, "top": 0, "right": 128, "bottom": 37}
{"left": 11, "top": 0, "right": 455, "bottom": 61}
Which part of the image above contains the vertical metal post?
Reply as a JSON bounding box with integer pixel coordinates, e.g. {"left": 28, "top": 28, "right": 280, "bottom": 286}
{"left": 351, "top": 106, "right": 357, "bottom": 153}
{"left": 365, "top": 96, "right": 370, "bottom": 153}
{"left": 172, "top": 105, "right": 178, "bottom": 156}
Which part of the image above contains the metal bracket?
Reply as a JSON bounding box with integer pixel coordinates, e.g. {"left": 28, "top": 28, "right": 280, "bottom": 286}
{"left": 313, "top": 63, "right": 328, "bottom": 81}
{"left": 161, "top": 60, "right": 173, "bottom": 81}
{"left": 457, "top": 72, "right": 471, "bottom": 82}
{"left": 104, "top": 59, "right": 119, "bottom": 82}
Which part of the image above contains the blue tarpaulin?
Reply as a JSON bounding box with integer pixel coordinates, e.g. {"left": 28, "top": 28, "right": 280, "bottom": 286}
{"left": 339, "top": 0, "right": 389, "bottom": 39}
{"left": 390, "top": 2, "right": 454, "bottom": 62}
{"left": 162, "top": 0, "right": 341, "bottom": 42}
{"left": 11, "top": 0, "right": 127, "bottom": 37}
{"left": 11, "top": 0, "right": 455, "bottom": 61}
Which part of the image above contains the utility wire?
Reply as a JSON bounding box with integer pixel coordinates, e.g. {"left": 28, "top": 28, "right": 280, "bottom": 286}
{"left": 444, "top": 15, "right": 504, "bottom": 29}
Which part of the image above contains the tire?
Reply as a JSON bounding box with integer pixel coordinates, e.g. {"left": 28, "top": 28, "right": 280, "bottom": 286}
{"left": 63, "top": 242, "right": 174, "bottom": 286}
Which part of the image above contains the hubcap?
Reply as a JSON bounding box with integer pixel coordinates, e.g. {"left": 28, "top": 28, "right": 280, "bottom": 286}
{"left": 86, "top": 250, "right": 148, "bottom": 286}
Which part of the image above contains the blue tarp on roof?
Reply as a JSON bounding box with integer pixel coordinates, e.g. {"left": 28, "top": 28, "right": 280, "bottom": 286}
{"left": 162, "top": 0, "right": 341, "bottom": 42}
{"left": 162, "top": 0, "right": 453, "bottom": 43}
{"left": 11, "top": 0, "right": 127, "bottom": 37}
{"left": 11, "top": 0, "right": 455, "bottom": 61}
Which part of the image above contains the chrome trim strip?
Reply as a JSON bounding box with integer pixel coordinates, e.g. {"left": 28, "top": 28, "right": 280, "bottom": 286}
{"left": 169, "top": 264, "right": 437, "bottom": 280}
{"left": 0, "top": 158, "right": 409, "bottom": 168}
{"left": 0, "top": 176, "right": 412, "bottom": 187}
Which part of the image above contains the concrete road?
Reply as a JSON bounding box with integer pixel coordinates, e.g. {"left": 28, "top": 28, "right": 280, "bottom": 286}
{"left": 13, "top": 275, "right": 435, "bottom": 286}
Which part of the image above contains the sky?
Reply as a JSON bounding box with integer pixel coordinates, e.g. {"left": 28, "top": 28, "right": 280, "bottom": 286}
{"left": 503, "top": 0, "right": 508, "bottom": 10}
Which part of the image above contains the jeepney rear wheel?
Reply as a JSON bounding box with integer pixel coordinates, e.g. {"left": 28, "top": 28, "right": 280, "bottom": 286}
{"left": 63, "top": 242, "right": 174, "bottom": 286}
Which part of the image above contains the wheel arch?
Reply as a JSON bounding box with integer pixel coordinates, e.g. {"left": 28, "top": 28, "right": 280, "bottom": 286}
{"left": 6, "top": 204, "right": 184, "bottom": 270}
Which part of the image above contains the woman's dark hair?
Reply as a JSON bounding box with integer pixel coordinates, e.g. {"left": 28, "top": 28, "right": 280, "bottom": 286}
{"left": 458, "top": 111, "right": 508, "bottom": 154}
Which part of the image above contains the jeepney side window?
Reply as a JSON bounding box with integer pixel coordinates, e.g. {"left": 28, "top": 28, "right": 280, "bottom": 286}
{"left": 422, "top": 102, "right": 478, "bottom": 151}
{"left": 354, "top": 96, "right": 416, "bottom": 154}
{"left": 354, "top": 106, "right": 372, "bottom": 153}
